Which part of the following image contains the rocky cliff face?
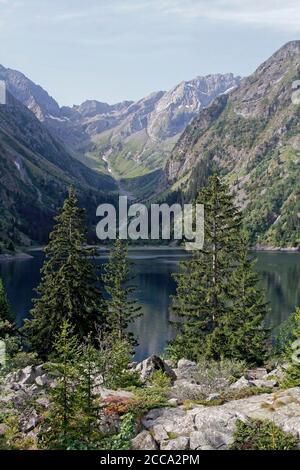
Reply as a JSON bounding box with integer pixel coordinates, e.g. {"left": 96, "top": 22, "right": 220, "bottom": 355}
{"left": 166, "top": 41, "right": 300, "bottom": 247}
{"left": 0, "top": 91, "right": 116, "bottom": 251}
{"left": 0, "top": 65, "right": 61, "bottom": 121}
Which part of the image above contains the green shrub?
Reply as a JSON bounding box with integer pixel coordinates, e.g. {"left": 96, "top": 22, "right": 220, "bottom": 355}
{"left": 6, "top": 352, "right": 39, "bottom": 371}
{"left": 274, "top": 312, "right": 298, "bottom": 357}
{"left": 130, "top": 387, "right": 169, "bottom": 416}
{"left": 194, "top": 358, "right": 247, "bottom": 394}
{"left": 103, "top": 413, "right": 136, "bottom": 450}
{"left": 98, "top": 336, "right": 140, "bottom": 390}
{"left": 281, "top": 308, "right": 300, "bottom": 388}
{"left": 149, "top": 370, "right": 172, "bottom": 389}
{"left": 230, "top": 419, "right": 299, "bottom": 450}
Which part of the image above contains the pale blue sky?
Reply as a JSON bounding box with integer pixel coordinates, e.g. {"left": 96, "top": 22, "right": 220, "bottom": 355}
{"left": 0, "top": 0, "right": 299, "bottom": 106}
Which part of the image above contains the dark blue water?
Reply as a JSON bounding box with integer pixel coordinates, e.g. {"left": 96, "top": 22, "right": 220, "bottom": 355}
{"left": 0, "top": 249, "right": 299, "bottom": 360}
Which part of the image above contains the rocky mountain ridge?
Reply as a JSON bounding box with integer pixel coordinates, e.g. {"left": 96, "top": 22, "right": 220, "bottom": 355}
{"left": 0, "top": 66, "right": 241, "bottom": 178}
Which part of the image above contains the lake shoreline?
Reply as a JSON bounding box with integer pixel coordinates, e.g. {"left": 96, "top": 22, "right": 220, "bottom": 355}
{"left": 1, "top": 244, "right": 299, "bottom": 262}
{"left": 0, "top": 252, "right": 34, "bottom": 262}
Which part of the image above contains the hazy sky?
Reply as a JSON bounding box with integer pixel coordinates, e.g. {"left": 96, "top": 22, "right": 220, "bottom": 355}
{"left": 0, "top": 0, "right": 299, "bottom": 106}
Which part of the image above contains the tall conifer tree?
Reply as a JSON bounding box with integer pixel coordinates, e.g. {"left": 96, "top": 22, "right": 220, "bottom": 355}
{"left": 40, "top": 320, "right": 82, "bottom": 448}
{"left": 103, "top": 239, "right": 141, "bottom": 346}
{"left": 24, "top": 188, "right": 105, "bottom": 358}
{"left": 170, "top": 175, "right": 268, "bottom": 363}
{"left": 215, "top": 234, "right": 269, "bottom": 364}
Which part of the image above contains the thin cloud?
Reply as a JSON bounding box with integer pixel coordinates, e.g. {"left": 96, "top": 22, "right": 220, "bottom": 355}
{"left": 30, "top": 1, "right": 300, "bottom": 31}
{"left": 158, "top": 0, "right": 300, "bottom": 31}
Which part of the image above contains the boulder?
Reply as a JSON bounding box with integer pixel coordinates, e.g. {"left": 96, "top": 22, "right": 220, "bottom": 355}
{"left": 161, "top": 436, "right": 189, "bottom": 450}
{"left": 251, "top": 379, "right": 278, "bottom": 389}
{"left": 169, "top": 380, "right": 205, "bottom": 402}
{"left": 168, "top": 398, "right": 178, "bottom": 407}
{"left": 6, "top": 365, "right": 45, "bottom": 387}
{"left": 263, "top": 366, "right": 287, "bottom": 382}
{"left": 94, "top": 387, "right": 134, "bottom": 400}
{"left": 152, "top": 424, "right": 169, "bottom": 442}
{"left": 229, "top": 376, "right": 253, "bottom": 390}
{"left": 246, "top": 368, "right": 268, "bottom": 380}
{"left": 142, "top": 407, "right": 196, "bottom": 438}
{"left": 207, "top": 393, "right": 221, "bottom": 402}
{"left": 36, "top": 397, "right": 50, "bottom": 409}
{"left": 19, "top": 409, "right": 41, "bottom": 433}
{"left": 174, "top": 359, "right": 198, "bottom": 382}
{"left": 131, "top": 430, "right": 158, "bottom": 450}
{"left": 133, "top": 355, "right": 176, "bottom": 383}
{"left": 35, "top": 374, "right": 50, "bottom": 387}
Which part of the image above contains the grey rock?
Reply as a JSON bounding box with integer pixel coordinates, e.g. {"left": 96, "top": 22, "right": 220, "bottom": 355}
{"left": 133, "top": 355, "right": 176, "bottom": 383}
{"left": 131, "top": 431, "right": 158, "bottom": 450}
{"left": 161, "top": 436, "right": 190, "bottom": 450}
{"left": 246, "top": 368, "right": 268, "bottom": 380}
{"left": 174, "top": 359, "right": 198, "bottom": 382}
{"left": 7, "top": 365, "right": 45, "bottom": 387}
{"left": 35, "top": 374, "right": 50, "bottom": 387}
{"left": 251, "top": 379, "right": 278, "bottom": 389}
{"left": 207, "top": 393, "right": 221, "bottom": 402}
{"left": 263, "top": 366, "right": 287, "bottom": 382}
{"left": 143, "top": 407, "right": 196, "bottom": 439}
{"left": 152, "top": 424, "right": 169, "bottom": 442}
{"left": 170, "top": 380, "right": 205, "bottom": 402}
{"left": 94, "top": 387, "right": 134, "bottom": 400}
{"left": 0, "top": 423, "right": 8, "bottom": 436}
{"left": 190, "top": 429, "right": 233, "bottom": 450}
{"left": 229, "top": 376, "right": 253, "bottom": 390}
{"left": 36, "top": 397, "right": 50, "bottom": 409}
{"left": 168, "top": 398, "right": 178, "bottom": 406}
{"left": 20, "top": 409, "right": 41, "bottom": 433}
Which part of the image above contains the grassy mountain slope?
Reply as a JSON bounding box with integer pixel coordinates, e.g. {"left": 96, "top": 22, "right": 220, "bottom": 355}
{"left": 166, "top": 41, "right": 300, "bottom": 248}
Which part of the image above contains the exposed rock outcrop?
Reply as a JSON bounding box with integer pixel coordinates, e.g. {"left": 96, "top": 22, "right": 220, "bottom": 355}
{"left": 133, "top": 387, "right": 300, "bottom": 450}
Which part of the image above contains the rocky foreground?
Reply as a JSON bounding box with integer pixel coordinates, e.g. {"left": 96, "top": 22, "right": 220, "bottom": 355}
{"left": 1, "top": 356, "right": 299, "bottom": 450}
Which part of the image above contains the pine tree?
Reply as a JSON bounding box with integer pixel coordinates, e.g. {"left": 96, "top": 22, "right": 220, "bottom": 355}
{"left": 40, "top": 320, "right": 82, "bottom": 449}
{"left": 24, "top": 187, "right": 105, "bottom": 359}
{"left": 281, "top": 307, "right": 300, "bottom": 388}
{"left": 103, "top": 239, "right": 141, "bottom": 346}
{"left": 78, "top": 334, "right": 101, "bottom": 437}
{"left": 170, "top": 174, "right": 242, "bottom": 360}
{"left": 219, "top": 234, "right": 269, "bottom": 364}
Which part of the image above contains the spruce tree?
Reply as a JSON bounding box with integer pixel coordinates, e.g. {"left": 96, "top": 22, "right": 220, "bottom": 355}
{"left": 78, "top": 334, "right": 101, "bottom": 437}
{"left": 281, "top": 307, "right": 300, "bottom": 388}
{"left": 170, "top": 174, "right": 269, "bottom": 364}
{"left": 170, "top": 174, "right": 242, "bottom": 360}
{"left": 218, "top": 234, "right": 269, "bottom": 364}
{"left": 0, "top": 277, "right": 15, "bottom": 338}
{"left": 40, "top": 320, "right": 82, "bottom": 449}
{"left": 103, "top": 239, "right": 141, "bottom": 347}
{"left": 24, "top": 187, "right": 105, "bottom": 359}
